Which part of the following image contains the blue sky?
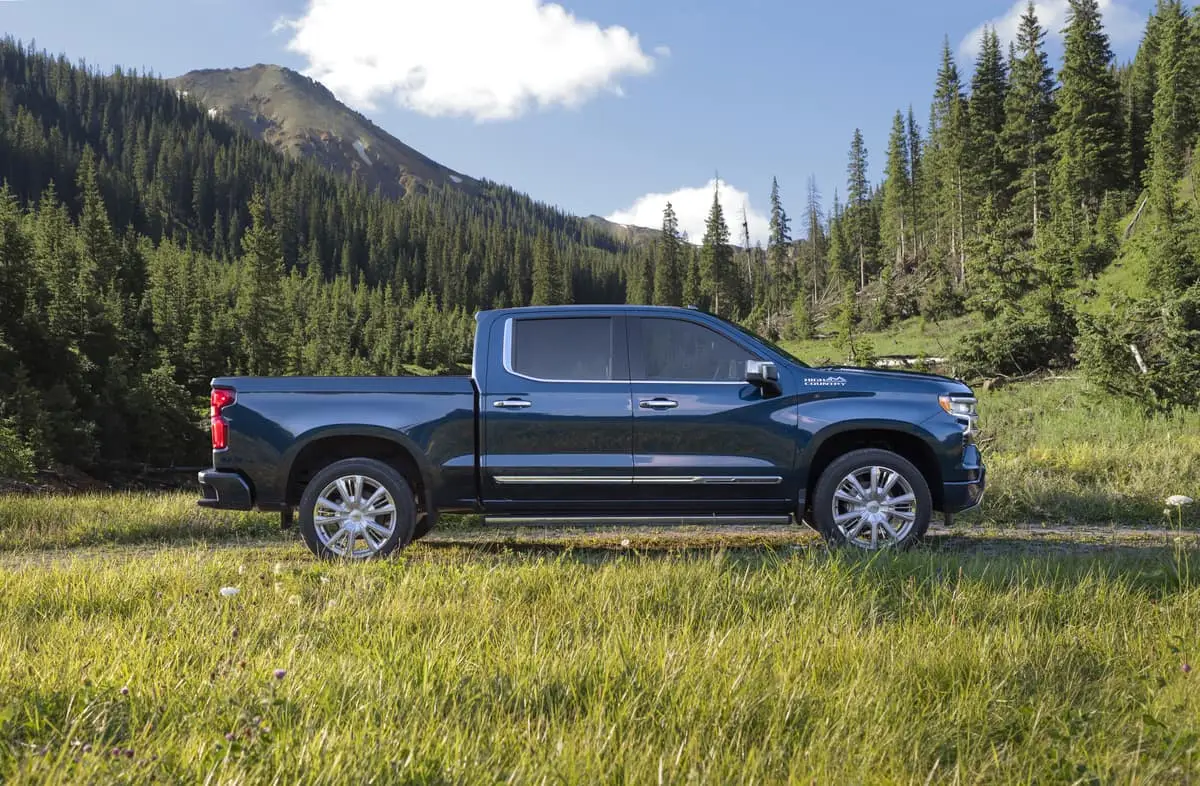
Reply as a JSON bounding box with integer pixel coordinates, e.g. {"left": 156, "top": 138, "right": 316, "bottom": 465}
{"left": 1, "top": 0, "right": 1155, "bottom": 243}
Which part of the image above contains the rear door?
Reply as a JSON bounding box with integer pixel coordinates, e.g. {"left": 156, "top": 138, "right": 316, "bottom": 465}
{"left": 481, "top": 313, "right": 633, "bottom": 507}
{"left": 628, "top": 315, "right": 796, "bottom": 509}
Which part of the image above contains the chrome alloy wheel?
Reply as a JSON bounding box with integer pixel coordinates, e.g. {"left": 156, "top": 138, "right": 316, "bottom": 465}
{"left": 831, "top": 465, "right": 918, "bottom": 550}
{"left": 312, "top": 475, "right": 398, "bottom": 558}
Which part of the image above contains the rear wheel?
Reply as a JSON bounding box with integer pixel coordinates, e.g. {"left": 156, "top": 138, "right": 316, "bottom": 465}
{"left": 298, "top": 458, "right": 416, "bottom": 560}
{"left": 813, "top": 448, "right": 931, "bottom": 550}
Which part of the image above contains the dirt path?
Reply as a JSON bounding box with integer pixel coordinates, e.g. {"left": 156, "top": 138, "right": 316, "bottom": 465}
{"left": 1, "top": 523, "right": 1195, "bottom": 570}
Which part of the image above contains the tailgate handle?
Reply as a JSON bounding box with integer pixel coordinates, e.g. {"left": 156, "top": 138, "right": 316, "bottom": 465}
{"left": 640, "top": 398, "right": 678, "bottom": 410}
{"left": 494, "top": 398, "right": 533, "bottom": 409}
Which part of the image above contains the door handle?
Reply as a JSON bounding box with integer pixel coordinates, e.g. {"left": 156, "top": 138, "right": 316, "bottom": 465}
{"left": 493, "top": 398, "right": 532, "bottom": 409}
{"left": 639, "top": 398, "right": 678, "bottom": 410}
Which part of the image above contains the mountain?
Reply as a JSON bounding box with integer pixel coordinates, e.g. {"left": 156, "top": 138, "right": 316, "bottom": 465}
{"left": 583, "top": 215, "right": 660, "bottom": 246}
{"left": 170, "top": 64, "right": 477, "bottom": 199}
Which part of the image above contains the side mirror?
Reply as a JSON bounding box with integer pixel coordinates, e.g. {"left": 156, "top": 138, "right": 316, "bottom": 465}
{"left": 745, "top": 361, "right": 781, "bottom": 396}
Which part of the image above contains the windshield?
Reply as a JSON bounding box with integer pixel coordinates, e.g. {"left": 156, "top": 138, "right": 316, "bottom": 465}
{"left": 707, "top": 312, "right": 809, "bottom": 367}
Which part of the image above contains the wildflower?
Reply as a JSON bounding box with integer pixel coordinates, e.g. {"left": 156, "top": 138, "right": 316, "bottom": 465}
{"left": 320, "top": 576, "right": 331, "bottom": 584}
{"left": 224, "top": 732, "right": 235, "bottom": 742}
{"left": 273, "top": 562, "right": 284, "bottom": 575}
{"left": 238, "top": 565, "right": 246, "bottom": 575}
{"left": 120, "top": 686, "right": 129, "bottom": 696}
{"left": 82, "top": 744, "right": 92, "bottom": 754}
{"left": 1184, "top": 663, "right": 1193, "bottom": 674}
{"left": 111, "top": 748, "right": 122, "bottom": 757}
{"left": 124, "top": 749, "right": 134, "bottom": 759}
{"left": 620, "top": 538, "right": 631, "bottom": 548}
{"left": 288, "top": 594, "right": 301, "bottom": 605}
{"left": 1167, "top": 495, "right": 1194, "bottom": 507}
{"left": 219, "top": 587, "right": 239, "bottom": 597}
{"left": 273, "top": 668, "right": 287, "bottom": 680}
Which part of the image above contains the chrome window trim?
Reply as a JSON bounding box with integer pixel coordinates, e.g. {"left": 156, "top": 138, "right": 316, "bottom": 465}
{"left": 501, "top": 317, "right": 750, "bottom": 386}
{"left": 494, "top": 474, "right": 783, "bottom": 485}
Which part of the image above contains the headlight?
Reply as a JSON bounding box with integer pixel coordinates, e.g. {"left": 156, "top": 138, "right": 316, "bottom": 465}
{"left": 939, "top": 395, "right": 978, "bottom": 438}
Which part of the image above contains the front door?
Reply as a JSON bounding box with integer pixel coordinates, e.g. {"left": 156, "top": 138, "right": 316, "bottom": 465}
{"left": 628, "top": 315, "right": 796, "bottom": 510}
{"left": 481, "top": 313, "right": 632, "bottom": 508}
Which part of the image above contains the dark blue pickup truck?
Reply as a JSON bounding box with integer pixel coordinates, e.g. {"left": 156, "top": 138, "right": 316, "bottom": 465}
{"left": 199, "top": 305, "right": 985, "bottom": 558}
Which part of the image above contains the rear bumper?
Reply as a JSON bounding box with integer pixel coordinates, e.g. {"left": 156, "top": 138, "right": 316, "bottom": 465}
{"left": 197, "top": 470, "right": 253, "bottom": 510}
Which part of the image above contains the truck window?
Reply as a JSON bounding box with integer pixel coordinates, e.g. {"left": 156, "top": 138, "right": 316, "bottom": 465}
{"left": 510, "top": 317, "right": 615, "bottom": 381}
{"left": 640, "top": 318, "right": 758, "bottom": 382}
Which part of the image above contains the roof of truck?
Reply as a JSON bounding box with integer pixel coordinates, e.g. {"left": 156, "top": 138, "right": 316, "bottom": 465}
{"left": 478, "top": 304, "right": 703, "bottom": 318}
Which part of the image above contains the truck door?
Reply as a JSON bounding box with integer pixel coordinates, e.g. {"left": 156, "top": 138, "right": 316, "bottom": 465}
{"left": 627, "top": 315, "right": 796, "bottom": 511}
{"left": 481, "top": 313, "right": 633, "bottom": 508}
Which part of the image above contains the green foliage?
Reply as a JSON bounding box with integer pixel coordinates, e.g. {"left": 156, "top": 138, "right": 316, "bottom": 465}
{"left": 833, "top": 283, "right": 875, "bottom": 365}
{"left": 0, "top": 418, "right": 33, "bottom": 479}
{"left": 699, "top": 185, "right": 735, "bottom": 317}
{"left": 1002, "top": 2, "right": 1056, "bottom": 240}
{"left": 653, "top": 202, "right": 683, "bottom": 307}
{"left": 1078, "top": 285, "right": 1200, "bottom": 410}
{"left": 952, "top": 290, "right": 1078, "bottom": 377}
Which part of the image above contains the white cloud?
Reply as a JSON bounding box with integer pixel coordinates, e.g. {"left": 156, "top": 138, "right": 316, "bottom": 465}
{"left": 607, "top": 180, "right": 770, "bottom": 247}
{"left": 959, "top": 0, "right": 1145, "bottom": 61}
{"left": 279, "top": 0, "right": 661, "bottom": 121}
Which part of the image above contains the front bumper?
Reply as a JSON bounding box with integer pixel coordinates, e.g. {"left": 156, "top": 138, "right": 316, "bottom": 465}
{"left": 197, "top": 470, "right": 253, "bottom": 510}
{"left": 942, "top": 444, "right": 986, "bottom": 513}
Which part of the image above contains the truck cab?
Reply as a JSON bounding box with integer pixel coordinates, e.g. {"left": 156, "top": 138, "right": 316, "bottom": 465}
{"left": 199, "top": 305, "right": 985, "bottom": 558}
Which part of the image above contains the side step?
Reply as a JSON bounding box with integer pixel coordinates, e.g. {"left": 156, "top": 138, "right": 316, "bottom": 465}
{"left": 483, "top": 514, "right": 795, "bottom": 527}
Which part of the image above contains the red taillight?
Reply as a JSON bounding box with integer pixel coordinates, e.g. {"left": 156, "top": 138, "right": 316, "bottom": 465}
{"left": 210, "top": 388, "right": 235, "bottom": 450}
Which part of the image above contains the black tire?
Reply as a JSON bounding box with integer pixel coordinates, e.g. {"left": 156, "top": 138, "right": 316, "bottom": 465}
{"left": 298, "top": 458, "right": 417, "bottom": 560}
{"left": 812, "top": 448, "right": 932, "bottom": 550}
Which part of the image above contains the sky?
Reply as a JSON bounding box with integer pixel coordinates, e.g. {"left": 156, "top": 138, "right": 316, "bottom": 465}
{"left": 0, "top": 0, "right": 1157, "bottom": 245}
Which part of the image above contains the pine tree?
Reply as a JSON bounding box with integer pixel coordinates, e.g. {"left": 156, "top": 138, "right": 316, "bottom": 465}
{"left": 803, "top": 176, "right": 826, "bottom": 311}
{"left": 1052, "top": 0, "right": 1128, "bottom": 218}
{"left": 845, "top": 129, "right": 876, "bottom": 288}
{"left": 881, "top": 111, "right": 912, "bottom": 268}
{"left": 627, "top": 248, "right": 651, "bottom": 304}
{"left": 699, "top": 183, "right": 733, "bottom": 315}
{"left": 1002, "top": 2, "right": 1056, "bottom": 241}
{"left": 766, "top": 177, "right": 792, "bottom": 319}
{"left": 654, "top": 202, "right": 683, "bottom": 306}
{"left": 970, "top": 26, "right": 1010, "bottom": 209}
{"left": 235, "top": 188, "right": 284, "bottom": 376}
{"left": 906, "top": 106, "right": 925, "bottom": 255}
{"left": 530, "top": 231, "right": 562, "bottom": 305}
{"left": 927, "top": 37, "right": 971, "bottom": 284}
{"left": 1145, "top": 0, "right": 1199, "bottom": 292}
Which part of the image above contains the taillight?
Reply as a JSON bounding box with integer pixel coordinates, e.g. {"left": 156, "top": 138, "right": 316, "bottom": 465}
{"left": 210, "top": 388, "right": 235, "bottom": 450}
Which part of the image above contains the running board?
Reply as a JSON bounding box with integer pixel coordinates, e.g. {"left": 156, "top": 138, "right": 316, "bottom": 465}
{"left": 483, "top": 514, "right": 795, "bottom": 527}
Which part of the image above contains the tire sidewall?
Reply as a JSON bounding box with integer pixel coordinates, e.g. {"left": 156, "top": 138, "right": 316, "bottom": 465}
{"left": 298, "top": 458, "right": 417, "bottom": 559}
{"left": 813, "top": 448, "right": 932, "bottom": 549}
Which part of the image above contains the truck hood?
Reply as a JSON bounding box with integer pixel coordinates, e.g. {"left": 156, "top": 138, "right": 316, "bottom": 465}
{"left": 814, "top": 365, "right": 973, "bottom": 395}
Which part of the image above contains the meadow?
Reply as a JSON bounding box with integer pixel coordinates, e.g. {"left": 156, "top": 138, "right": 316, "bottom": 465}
{"left": 1, "top": 374, "right": 1198, "bottom": 783}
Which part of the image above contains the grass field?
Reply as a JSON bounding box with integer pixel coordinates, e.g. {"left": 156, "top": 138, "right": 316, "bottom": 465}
{"left": 2, "top": 527, "right": 1199, "bottom": 784}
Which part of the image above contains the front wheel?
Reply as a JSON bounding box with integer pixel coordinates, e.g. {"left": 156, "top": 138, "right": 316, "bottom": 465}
{"left": 298, "top": 458, "right": 416, "bottom": 560}
{"left": 812, "top": 448, "right": 931, "bottom": 551}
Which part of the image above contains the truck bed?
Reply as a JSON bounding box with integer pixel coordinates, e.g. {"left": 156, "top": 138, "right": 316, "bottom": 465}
{"left": 211, "top": 375, "right": 475, "bottom": 395}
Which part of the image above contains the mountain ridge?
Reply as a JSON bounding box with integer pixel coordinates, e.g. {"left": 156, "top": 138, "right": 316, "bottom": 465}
{"left": 170, "top": 64, "right": 478, "bottom": 199}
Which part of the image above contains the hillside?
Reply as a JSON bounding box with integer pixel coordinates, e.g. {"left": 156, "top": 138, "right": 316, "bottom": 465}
{"left": 171, "top": 65, "right": 478, "bottom": 199}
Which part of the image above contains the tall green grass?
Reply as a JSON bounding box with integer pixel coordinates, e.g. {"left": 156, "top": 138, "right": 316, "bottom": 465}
{"left": 1, "top": 541, "right": 1198, "bottom": 783}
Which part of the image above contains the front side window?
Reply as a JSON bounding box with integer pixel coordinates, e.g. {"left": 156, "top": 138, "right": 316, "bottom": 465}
{"left": 510, "top": 317, "right": 614, "bottom": 381}
{"left": 639, "top": 318, "right": 758, "bottom": 381}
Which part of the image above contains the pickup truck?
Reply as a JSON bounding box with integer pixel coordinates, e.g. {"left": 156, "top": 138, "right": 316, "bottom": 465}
{"left": 198, "top": 305, "right": 985, "bottom": 558}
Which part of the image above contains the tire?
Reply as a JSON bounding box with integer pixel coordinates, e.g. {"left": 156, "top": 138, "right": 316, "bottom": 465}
{"left": 812, "top": 448, "right": 931, "bottom": 551}
{"left": 298, "top": 458, "right": 417, "bottom": 560}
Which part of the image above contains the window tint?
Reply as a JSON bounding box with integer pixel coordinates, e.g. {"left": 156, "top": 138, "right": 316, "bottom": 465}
{"left": 511, "top": 318, "right": 614, "bottom": 381}
{"left": 639, "top": 318, "right": 758, "bottom": 381}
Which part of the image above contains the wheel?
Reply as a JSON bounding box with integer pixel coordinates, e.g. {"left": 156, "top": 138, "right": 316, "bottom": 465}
{"left": 298, "top": 458, "right": 416, "bottom": 560}
{"left": 411, "top": 513, "right": 434, "bottom": 542}
{"left": 812, "top": 448, "right": 931, "bottom": 551}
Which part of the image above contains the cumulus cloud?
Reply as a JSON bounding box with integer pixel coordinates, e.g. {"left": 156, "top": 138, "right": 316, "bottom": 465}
{"left": 278, "top": 0, "right": 660, "bottom": 121}
{"left": 607, "top": 180, "right": 770, "bottom": 247}
{"left": 959, "top": 0, "right": 1145, "bottom": 61}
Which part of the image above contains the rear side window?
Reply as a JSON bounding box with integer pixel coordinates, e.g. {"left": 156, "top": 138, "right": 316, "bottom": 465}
{"left": 510, "top": 317, "right": 615, "bottom": 381}
{"left": 639, "top": 318, "right": 758, "bottom": 381}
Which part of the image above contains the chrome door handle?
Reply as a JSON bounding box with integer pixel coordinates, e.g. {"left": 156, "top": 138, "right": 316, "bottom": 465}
{"left": 493, "top": 399, "right": 532, "bottom": 409}
{"left": 640, "top": 398, "right": 678, "bottom": 410}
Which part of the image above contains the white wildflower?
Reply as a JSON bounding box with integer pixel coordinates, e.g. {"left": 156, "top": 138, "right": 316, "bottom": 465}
{"left": 620, "top": 538, "right": 631, "bottom": 548}
{"left": 273, "top": 562, "right": 284, "bottom": 575}
{"left": 219, "top": 587, "right": 240, "bottom": 597}
{"left": 1166, "top": 495, "right": 1194, "bottom": 507}
{"left": 237, "top": 564, "right": 246, "bottom": 575}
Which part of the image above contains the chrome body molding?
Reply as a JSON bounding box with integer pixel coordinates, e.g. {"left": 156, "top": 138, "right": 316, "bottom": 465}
{"left": 493, "top": 475, "right": 784, "bottom": 485}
